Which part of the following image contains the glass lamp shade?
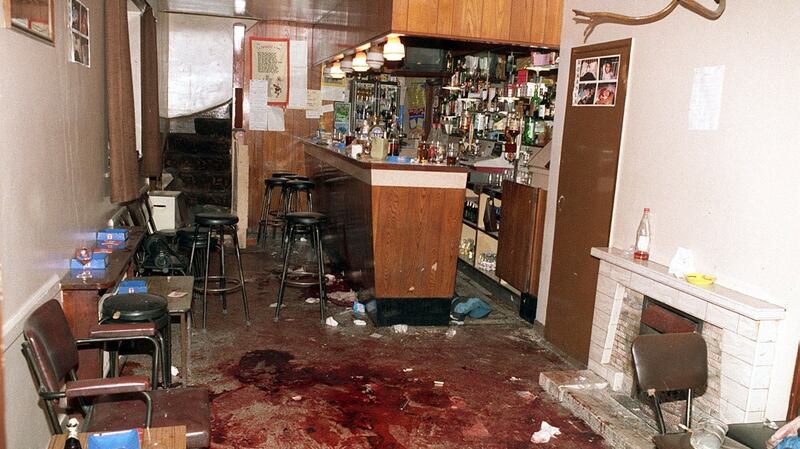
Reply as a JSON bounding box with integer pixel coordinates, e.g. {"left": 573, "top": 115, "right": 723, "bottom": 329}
{"left": 383, "top": 36, "right": 405, "bottom": 61}
{"left": 367, "top": 47, "right": 384, "bottom": 69}
{"left": 340, "top": 56, "right": 353, "bottom": 73}
{"left": 352, "top": 51, "right": 369, "bottom": 72}
{"left": 329, "top": 61, "right": 345, "bottom": 79}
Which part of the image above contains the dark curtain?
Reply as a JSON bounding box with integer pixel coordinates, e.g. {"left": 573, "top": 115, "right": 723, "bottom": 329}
{"left": 140, "top": 5, "right": 161, "bottom": 177}
{"left": 106, "top": 0, "right": 139, "bottom": 203}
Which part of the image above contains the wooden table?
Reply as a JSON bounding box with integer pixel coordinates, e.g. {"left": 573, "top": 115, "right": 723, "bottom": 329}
{"left": 46, "top": 425, "right": 186, "bottom": 449}
{"left": 129, "top": 276, "right": 194, "bottom": 377}
{"left": 60, "top": 227, "right": 147, "bottom": 379}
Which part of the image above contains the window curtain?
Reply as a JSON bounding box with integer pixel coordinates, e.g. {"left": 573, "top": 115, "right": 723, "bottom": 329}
{"left": 140, "top": 5, "right": 161, "bottom": 177}
{"left": 106, "top": 0, "right": 139, "bottom": 203}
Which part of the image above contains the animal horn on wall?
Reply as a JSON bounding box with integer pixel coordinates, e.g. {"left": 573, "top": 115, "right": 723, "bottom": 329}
{"left": 573, "top": 0, "right": 726, "bottom": 42}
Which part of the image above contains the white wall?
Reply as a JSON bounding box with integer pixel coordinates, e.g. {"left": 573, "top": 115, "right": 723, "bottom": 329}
{"left": 0, "top": 0, "right": 116, "bottom": 446}
{"left": 539, "top": 1, "right": 800, "bottom": 419}
{"left": 167, "top": 14, "right": 239, "bottom": 117}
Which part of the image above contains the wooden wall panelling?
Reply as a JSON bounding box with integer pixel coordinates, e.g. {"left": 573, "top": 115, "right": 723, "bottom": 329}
{"left": 480, "top": 0, "right": 511, "bottom": 41}
{"left": 508, "top": 0, "right": 533, "bottom": 43}
{"left": 407, "top": 0, "right": 439, "bottom": 34}
{"left": 530, "top": 0, "right": 547, "bottom": 44}
{"left": 392, "top": 0, "right": 409, "bottom": 31}
{"left": 313, "top": 0, "right": 393, "bottom": 65}
{"left": 543, "top": 0, "right": 563, "bottom": 46}
{"left": 436, "top": 0, "right": 454, "bottom": 35}
{"left": 451, "top": 0, "right": 483, "bottom": 38}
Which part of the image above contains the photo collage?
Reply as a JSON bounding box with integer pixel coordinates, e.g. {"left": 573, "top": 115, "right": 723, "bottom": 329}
{"left": 69, "top": 0, "right": 90, "bottom": 67}
{"left": 572, "top": 55, "right": 620, "bottom": 107}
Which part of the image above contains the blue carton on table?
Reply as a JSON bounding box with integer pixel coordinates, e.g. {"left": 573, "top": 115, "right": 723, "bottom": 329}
{"left": 97, "top": 228, "right": 129, "bottom": 242}
{"left": 70, "top": 253, "right": 108, "bottom": 270}
{"left": 118, "top": 280, "right": 148, "bottom": 294}
{"left": 87, "top": 428, "right": 140, "bottom": 449}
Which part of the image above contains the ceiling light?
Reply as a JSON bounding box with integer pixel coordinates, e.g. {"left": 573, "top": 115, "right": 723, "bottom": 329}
{"left": 330, "top": 61, "right": 345, "bottom": 79}
{"left": 367, "top": 46, "right": 384, "bottom": 69}
{"left": 234, "top": 0, "right": 246, "bottom": 15}
{"left": 340, "top": 55, "right": 353, "bottom": 73}
{"left": 352, "top": 51, "right": 369, "bottom": 72}
{"left": 383, "top": 35, "right": 405, "bottom": 61}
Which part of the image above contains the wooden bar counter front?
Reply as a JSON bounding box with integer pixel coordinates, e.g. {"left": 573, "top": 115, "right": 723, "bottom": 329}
{"left": 301, "top": 139, "right": 468, "bottom": 324}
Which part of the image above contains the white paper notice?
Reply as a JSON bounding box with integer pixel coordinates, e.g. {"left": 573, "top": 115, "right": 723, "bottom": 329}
{"left": 249, "top": 79, "right": 269, "bottom": 131}
{"left": 320, "top": 103, "right": 334, "bottom": 113}
{"left": 266, "top": 106, "right": 285, "bottom": 131}
{"left": 321, "top": 86, "right": 347, "bottom": 102}
{"left": 287, "top": 40, "right": 308, "bottom": 109}
{"left": 688, "top": 65, "right": 725, "bottom": 130}
{"left": 305, "top": 109, "right": 321, "bottom": 119}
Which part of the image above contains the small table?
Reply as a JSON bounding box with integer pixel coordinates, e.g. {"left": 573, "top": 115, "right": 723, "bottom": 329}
{"left": 46, "top": 425, "right": 186, "bottom": 449}
{"left": 129, "top": 276, "right": 194, "bottom": 377}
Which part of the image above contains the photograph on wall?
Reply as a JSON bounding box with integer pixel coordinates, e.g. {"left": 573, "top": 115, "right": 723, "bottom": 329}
{"left": 333, "top": 102, "right": 351, "bottom": 135}
{"left": 249, "top": 37, "right": 290, "bottom": 106}
{"left": 68, "top": 0, "right": 90, "bottom": 67}
{"left": 572, "top": 54, "right": 620, "bottom": 107}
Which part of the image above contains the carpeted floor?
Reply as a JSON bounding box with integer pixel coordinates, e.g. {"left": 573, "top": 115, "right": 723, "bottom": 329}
{"left": 128, "top": 241, "right": 609, "bottom": 449}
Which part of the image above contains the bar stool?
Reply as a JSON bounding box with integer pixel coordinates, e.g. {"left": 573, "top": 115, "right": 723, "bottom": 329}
{"left": 284, "top": 175, "right": 309, "bottom": 181}
{"left": 188, "top": 212, "right": 251, "bottom": 329}
{"left": 257, "top": 177, "right": 290, "bottom": 244}
{"left": 275, "top": 212, "right": 327, "bottom": 323}
{"left": 177, "top": 226, "right": 214, "bottom": 276}
{"left": 101, "top": 293, "right": 170, "bottom": 387}
{"left": 284, "top": 179, "right": 315, "bottom": 213}
{"left": 271, "top": 171, "right": 295, "bottom": 178}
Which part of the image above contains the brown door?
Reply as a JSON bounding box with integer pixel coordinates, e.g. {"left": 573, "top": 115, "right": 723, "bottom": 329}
{"left": 545, "top": 39, "right": 632, "bottom": 364}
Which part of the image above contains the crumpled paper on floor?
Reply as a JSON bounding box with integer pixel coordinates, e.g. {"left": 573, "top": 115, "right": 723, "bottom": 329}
{"left": 531, "top": 421, "right": 561, "bottom": 443}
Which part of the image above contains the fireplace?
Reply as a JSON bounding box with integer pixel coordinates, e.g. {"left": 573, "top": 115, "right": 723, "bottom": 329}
{"left": 588, "top": 247, "right": 785, "bottom": 426}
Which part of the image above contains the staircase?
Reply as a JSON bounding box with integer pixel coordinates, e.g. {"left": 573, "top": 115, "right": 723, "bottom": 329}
{"left": 164, "top": 104, "right": 232, "bottom": 208}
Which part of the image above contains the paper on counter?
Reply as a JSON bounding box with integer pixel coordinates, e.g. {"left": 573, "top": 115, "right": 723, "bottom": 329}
{"left": 249, "top": 79, "right": 269, "bottom": 131}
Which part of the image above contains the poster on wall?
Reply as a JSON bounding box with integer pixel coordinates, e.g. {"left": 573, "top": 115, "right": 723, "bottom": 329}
{"left": 333, "top": 102, "right": 351, "bottom": 134}
{"left": 250, "top": 37, "right": 289, "bottom": 106}
{"left": 572, "top": 55, "right": 619, "bottom": 107}
{"left": 68, "top": 0, "right": 90, "bottom": 67}
{"left": 321, "top": 65, "right": 348, "bottom": 101}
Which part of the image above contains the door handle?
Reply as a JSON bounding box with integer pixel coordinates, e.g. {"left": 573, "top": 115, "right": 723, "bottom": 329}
{"left": 557, "top": 195, "right": 565, "bottom": 212}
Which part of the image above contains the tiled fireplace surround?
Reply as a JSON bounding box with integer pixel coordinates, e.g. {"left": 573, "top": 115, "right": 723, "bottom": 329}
{"left": 588, "top": 248, "right": 786, "bottom": 424}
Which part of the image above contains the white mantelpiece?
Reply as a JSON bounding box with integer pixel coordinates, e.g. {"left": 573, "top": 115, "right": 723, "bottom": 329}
{"left": 588, "top": 247, "right": 786, "bottom": 424}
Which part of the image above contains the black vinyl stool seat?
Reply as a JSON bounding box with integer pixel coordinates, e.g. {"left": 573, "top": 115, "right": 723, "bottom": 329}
{"left": 284, "top": 179, "right": 315, "bottom": 214}
{"left": 284, "top": 175, "right": 309, "bottom": 181}
{"left": 271, "top": 171, "right": 296, "bottom": 178}
{"left": 257, "top": 177, "right": 291, "bottom": 245}
{"left": 188, "top": 212, "right": 250, "bottom": 329}
{"left": 101, "top": 293, "right": 171, "bottom": 387}
{"left": 275, "top": 212, "right": 328, "bottom": 323}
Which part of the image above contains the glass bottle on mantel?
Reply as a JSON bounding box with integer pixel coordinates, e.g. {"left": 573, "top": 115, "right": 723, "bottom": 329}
{"left": 634, "top": 208, "right": 651, "bottom": 260}
{"left": 64, "top": 418, "right": 82, "bottom": 449}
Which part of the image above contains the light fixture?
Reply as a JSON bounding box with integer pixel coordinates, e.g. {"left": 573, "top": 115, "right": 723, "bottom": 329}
{"left": 352, "top": 51, "right": 369, "bottom": 72}
{"left": 340, "top": 55, "right": 353, "bottom": 73}
{"left": 367, "top": 45, "right": 384, "bottom": 69}
{"left": 329, "top": 61, "right": 345, "bottom": 79}
{"left": 234, "top": 0, "right": 246, "bottom": 15}
{"left": 383, "top": 35, "right": 405, "bottom": 61}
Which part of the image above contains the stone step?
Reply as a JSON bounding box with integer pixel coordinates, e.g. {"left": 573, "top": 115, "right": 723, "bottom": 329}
{"left": 540, "top": 370, "right": 658, "bottom": 449}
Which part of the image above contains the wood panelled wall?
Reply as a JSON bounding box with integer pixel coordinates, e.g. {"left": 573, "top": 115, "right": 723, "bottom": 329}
{"left": 392, "top": 0, "right": 563, "bottom": 47}
{"left": 312, "top": 0, "right": 394, "bottom": 65}
{"left": 243, "top": 21, "right": 321, "bottom": 230}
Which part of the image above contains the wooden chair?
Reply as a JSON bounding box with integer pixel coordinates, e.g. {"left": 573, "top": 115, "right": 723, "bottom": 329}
{"left": 22, "top": 300, "right": 210, "bottom": 448}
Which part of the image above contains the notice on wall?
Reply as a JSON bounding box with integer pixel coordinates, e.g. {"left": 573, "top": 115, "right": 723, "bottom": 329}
{"left": 688, "top": 65, "right": 725, "bottom": 131}
{"left": 572, "top": 55, "right": 620, "bottom": 106}
{"left": 304, "top": 89, "right": 322, "bottom": 118}
{"left": 321, "top": 65, "right": 348, "bottom": 101}
{"left": 287, "top": 40, "right": 308, "bottom": 110}
{"left": 250, "top": 37, "right": 289, "bottom": 106}
{"left": 249, "top": 79, "right": 269, "bottom": 131}
{"left": 266, "top": 106, "right": 285, "bottom": 131}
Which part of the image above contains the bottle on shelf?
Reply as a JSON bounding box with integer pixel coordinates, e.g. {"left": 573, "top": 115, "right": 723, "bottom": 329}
{"left": 633, "top": 208, "right": 651, "bottom": 260}
{"left": 64, "top": 418, "right": 82, "bottom": 449}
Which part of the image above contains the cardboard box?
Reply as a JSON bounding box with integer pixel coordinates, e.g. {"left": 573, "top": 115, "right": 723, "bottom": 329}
{"left": 118, "top": 280, "right": 148, "bottom": 294}
{"left": 97, "top": 228, "right": 129, "bottom": 242}
{"left": 70, "top": 252, "right": 108, "bottom": 270}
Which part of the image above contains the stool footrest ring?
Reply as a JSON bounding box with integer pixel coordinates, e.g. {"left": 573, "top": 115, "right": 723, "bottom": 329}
{"left": 193, "top": 276, "right": 243, "bottom": 294}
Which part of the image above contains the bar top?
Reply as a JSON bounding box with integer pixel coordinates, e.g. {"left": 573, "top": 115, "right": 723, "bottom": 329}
{"left": 298, "top": 137, "right": 469, "bottom": 174}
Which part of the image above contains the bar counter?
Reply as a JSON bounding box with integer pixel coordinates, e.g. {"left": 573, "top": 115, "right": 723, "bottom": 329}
{"left": 301, "top": 138, "right": 468, "bottom": 323}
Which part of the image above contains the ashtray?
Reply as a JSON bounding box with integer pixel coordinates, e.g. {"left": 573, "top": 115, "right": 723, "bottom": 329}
{"left": 685, "top": 273, "right": 716, "bottom": 286}
{"left": 87, "top": 428, "right": 140, "bottom": 449}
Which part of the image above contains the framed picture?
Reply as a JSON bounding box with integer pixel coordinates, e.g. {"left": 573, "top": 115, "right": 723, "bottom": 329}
{"left": 249, "top": 37, "right": 290, "bottom": 106}
{"left": 333, "top": 102, "right": 351, "bottom": 135}
{"left": 572, "top": 54, "right": 620, "bottom": 107}
{"left": 4, "top": 0, "right": 54, "bottom": 43}
{"left": 68, "top": 0, "right": 89, "bottom": 67}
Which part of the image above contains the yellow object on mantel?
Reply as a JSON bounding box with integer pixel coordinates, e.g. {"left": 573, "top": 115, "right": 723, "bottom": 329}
{"left": 685, "top": 273, "right": 716, "bottom": 286}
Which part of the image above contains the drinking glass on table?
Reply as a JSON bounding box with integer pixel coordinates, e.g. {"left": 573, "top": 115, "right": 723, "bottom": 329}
{"left": 75, "top": 247, "right": 93, "bottom": 279}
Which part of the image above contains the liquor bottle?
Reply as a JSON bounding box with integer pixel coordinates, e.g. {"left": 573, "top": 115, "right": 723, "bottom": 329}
{"left": 522, "top": 105, "right": 536, "bottom": 147}
{"left": 64, "top": 418, "right": 82, "bottom": 449}
{"left": 633, "top": 208, "right": 651, "bottom": 260}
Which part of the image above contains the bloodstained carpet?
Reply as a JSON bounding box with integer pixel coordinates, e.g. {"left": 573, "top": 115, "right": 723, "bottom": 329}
{"left": 171, "top": 249, "right": 610, "bottom": 449}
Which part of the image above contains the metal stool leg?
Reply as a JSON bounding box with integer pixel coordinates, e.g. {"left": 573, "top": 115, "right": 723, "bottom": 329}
{"left": 308, "top": 191, "right": 314, "bottom": 212}
{"left": 202, "top": 225, "right": 212, "bottom": 330}
{"left": 314, "top": 225, "right": 326, "bottom": 322}
{"left": 257, "top": 185, "right": 269, "bottom": 244}
{"left": 231, "top": 225, "right": 251, "bottom": 326}
{"left": 218, "top": 225, "right": 227, "bottom": 314}
{"left": 275, "top": 224, "right": 295, "bottom": 322}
